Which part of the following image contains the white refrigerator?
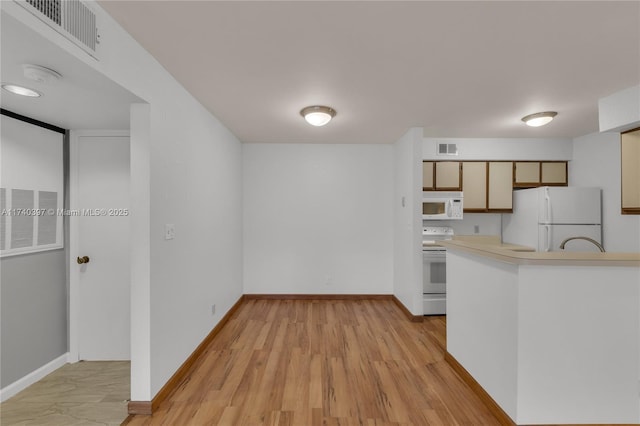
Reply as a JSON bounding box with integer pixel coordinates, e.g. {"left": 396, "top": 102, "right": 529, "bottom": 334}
{"left": 502, "top": 187, "right": 602, "bottom": 252}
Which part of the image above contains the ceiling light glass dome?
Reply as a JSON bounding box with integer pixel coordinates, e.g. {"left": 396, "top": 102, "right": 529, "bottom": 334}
{"left": 522, "top": 111, "right": 557, "bottom": 127}
{"left": 300, "top": 106, "right": 336, "bottom": 127}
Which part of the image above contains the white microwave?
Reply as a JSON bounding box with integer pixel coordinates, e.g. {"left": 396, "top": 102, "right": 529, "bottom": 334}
{"left": 423, "top": 192, "right": 464, "bottom": 220}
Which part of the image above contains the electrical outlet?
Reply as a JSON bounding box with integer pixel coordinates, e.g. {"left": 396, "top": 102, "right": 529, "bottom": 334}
{"left": 211, "top": 304, "right": 216, "bottom": 315}
{"left": 164, "top": 224, "right": 175, "bottom": 240}
{"left": 474, "top": 225, "right": 480, "bottom": 234}
{"left": 325, "top": 275, "right": 332, "bottom": 285}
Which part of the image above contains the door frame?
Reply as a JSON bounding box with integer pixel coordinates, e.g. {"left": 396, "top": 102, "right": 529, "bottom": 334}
{"left": 68, "top": 129, "right": 130, "bottom": 362}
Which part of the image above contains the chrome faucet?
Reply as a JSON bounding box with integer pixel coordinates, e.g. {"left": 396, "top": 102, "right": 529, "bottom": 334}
{"left": 559, "top": 236, "right": 605, "bottom": 252}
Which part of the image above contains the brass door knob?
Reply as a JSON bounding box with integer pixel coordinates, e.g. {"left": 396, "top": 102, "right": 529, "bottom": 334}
{"left": 77, "top": 256, "right": 90, "bottom": 265}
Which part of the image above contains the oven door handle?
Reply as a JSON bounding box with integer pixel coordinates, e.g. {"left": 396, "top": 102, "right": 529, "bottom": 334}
{"left": 423, "top": 252, "right": 447, "bottom": 260}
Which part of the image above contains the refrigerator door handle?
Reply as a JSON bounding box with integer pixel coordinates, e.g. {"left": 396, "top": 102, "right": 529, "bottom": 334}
{"left": 544, "top": 225, "right": 551, "bottom": 252}
{"left": 544, "top": 188, "right": 551, "bottom": 223}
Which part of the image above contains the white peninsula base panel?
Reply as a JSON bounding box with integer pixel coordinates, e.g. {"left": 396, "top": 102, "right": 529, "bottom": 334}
{"left": 446, "top": 249, "right": 640, "bottom": 425}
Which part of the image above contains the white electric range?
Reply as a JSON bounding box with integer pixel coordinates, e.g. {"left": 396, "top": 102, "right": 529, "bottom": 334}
{"left": 422, "top": 226, "right": 454, "bottom": 315}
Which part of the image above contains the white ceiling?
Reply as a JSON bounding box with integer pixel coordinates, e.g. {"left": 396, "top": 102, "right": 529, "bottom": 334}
{"left": 98, "top": 0, "right": 640, "bottom": 144}
{"left": 0, "top": 11, "right": 141, "bottom": 130}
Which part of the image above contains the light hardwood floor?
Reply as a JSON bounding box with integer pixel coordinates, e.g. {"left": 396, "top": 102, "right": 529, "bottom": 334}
{"left": 124, "top": 299, "right": 501, "bottom": 425}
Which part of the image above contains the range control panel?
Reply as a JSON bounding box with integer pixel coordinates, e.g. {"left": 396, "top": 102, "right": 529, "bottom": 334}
{"left": 422, "top": 226, "right": 454, "bottom": 245}
{"left": 422, "top": 226, "right": 454, "bottom": 238}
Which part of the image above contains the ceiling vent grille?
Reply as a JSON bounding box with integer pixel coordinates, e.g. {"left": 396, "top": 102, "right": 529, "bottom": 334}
{"left": 16, "top": 0, "right": 99, "bottom": 59}
{"left": 437, "top": 143, "right": 458, "bottom": 156}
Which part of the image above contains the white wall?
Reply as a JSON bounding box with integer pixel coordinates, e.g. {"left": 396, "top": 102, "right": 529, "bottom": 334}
{"left": 571, "top": 132, "right": 640, "bottom": 253}
{"left": 599, "top": 85, "right": 640, "bottom": 133}
{"left": 518, "top": 265, "right": 640, "bottom": 424}
{"left": 446, "top": 250, "right": 519, "bottom": 419}
{"left": 243, "top": 143, "right": 393, "bottom": 294}
{"left": 423, "top": 137, "right": 573, "bottom": 161}
{"left": 147, "top": 94, "right": 242, "bottom": 398}
{"left": 2, "top": 2, "right": 244, "bottom": 401}
{"left": 129, "top": 105, "right": 151, "bottom": 400}
{"left": 393, "top": 128, "right": 423, "bottom": 315}
{"left": 448, "top": 246, "right": 640, "bottom": 424}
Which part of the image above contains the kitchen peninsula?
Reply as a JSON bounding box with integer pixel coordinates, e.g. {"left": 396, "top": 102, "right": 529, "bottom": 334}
{"left": 441, "top": 240, "right": 640, "bottom": 425}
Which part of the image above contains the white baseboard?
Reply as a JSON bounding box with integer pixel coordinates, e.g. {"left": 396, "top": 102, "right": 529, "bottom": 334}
{"left": 0, "top": 352, "right": 69, "bottom": 402}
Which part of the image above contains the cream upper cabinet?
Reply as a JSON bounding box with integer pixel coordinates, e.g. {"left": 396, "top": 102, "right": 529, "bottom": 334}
{"left": 488, "top": 162, "right": 513, "bottom": 211}
{"left": 422, "top": 161, "right": 434, "bottom": 190}
{"left": 435, "top": 162, "right": 461, "bottom": 190}
{"left": 514, "top": 162, "right": 540, "bottom": 187}
{"left": 541, "top": 162, "right": 568, "bottom": 185}
{"left": 621, "top": 129, "right": 640, "bottom": 214}
{"left": 426, "top": 160, "right": 566, "bottom": 213}
{"left": 462, "top": 162, "right": 487, "bottom": 210}
{"left": 514, "top": 161, "right": 567, "bottom": 187}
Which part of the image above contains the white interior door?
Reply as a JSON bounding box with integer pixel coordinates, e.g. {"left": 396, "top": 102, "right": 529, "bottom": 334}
{"left": 74, "top": 134, "right": 130, "bottom": 360}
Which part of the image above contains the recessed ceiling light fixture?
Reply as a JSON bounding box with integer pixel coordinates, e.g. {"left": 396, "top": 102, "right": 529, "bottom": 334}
{"left": 1, "top": 84, "right": 42, "bottom": 97}
{"left": 522, "top": 111, "right": 557, "bottom": 127}
{"left": 300, "top": 105, "right": 336, "bottom": 127}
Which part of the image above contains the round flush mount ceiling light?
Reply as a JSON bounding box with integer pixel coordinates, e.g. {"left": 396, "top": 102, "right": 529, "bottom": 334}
{"left": 522, "top": 111, "right": 557, "bottom": 127}
{"left": 300, "top": 105, "right": 336, "bottom": 127}
{"left": 22, "top": 64, "right": 62, "bottom": 84}
{"left": 1, "top": 84, "right": 42, "bottom": 97}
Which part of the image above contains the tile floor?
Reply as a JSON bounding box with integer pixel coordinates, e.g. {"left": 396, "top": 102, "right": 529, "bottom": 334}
{"left": 1, "top": 361, "right": 130, "bottom": 426}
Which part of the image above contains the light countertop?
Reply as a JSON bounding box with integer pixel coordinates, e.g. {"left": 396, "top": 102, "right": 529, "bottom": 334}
{"left": 440, "top": 238, "right": 640, "bottom": 267}
{"left": 423, "top": 235, "right": 535, "bottom": 251}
